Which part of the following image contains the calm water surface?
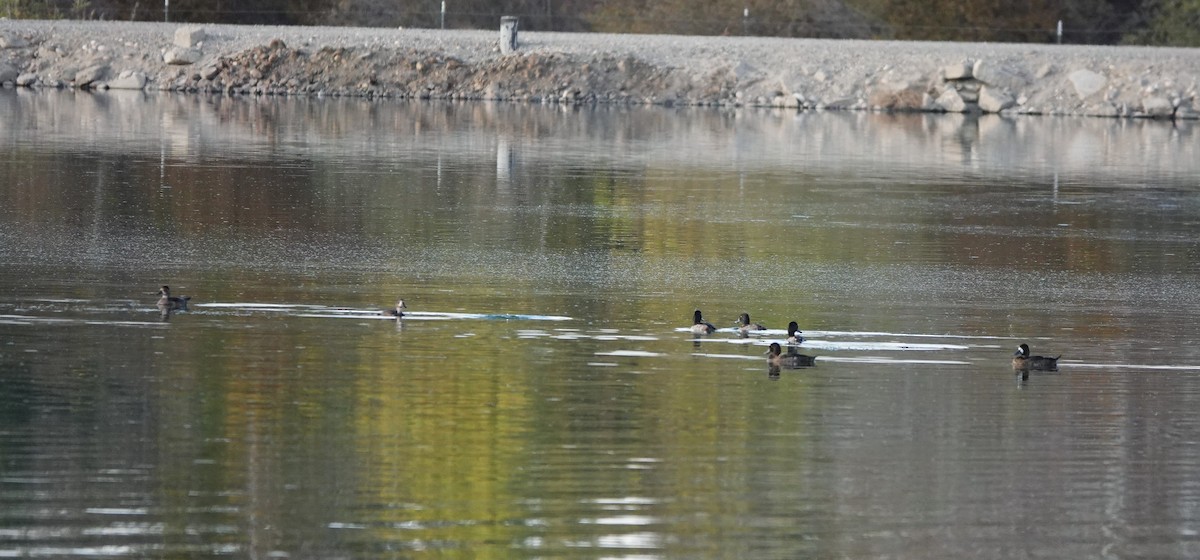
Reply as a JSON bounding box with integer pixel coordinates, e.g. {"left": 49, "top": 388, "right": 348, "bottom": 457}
{"left": 2, "top": 90, "right": 1200, "bottom": 559}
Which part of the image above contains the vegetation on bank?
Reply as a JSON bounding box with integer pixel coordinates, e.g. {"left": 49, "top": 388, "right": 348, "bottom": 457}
{"left": 1, "top": 0, "right": 1198, "bottom": 46}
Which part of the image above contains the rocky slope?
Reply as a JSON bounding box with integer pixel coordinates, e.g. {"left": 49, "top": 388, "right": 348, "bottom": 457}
{"left": 1, "top": 19, "right": 1197, "bottom": 118}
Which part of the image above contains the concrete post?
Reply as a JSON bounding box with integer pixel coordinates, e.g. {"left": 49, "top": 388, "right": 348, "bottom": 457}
{"left": 500, "top": 16, "right": 519, "bottom": 54}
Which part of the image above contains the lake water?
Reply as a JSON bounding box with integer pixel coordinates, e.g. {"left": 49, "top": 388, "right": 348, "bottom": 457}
{"left": 2, "top": 89, "right": 1200, "bottom": 559}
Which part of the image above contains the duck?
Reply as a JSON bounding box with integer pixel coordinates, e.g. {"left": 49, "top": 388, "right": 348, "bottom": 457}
{"left": 383, "top": 299, "right": 408, "bottom": 318}
{"left": 786, "top": 321, "right": 804, "bottom": 344}
{"left": 156, "top": 285, "right": 191, "bottom": 310}
{"left": 690, "top": 309, "right": 716, "bottom": 335}
{"left": 1012, "top": 343, "right": 1060, "bottom": 371}
{"left": 767, "top": 342, "right": 816, "bottom": 367}
{"left": 735, "top": 312, "right": 766, "bottom": 334}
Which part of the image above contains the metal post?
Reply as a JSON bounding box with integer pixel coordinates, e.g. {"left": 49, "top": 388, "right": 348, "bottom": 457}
{"left": 743, "top": 8, "right": 749, "bottom": 36}
{"left": 440, "top": 1, "right": 446, "bottom": 29}
{"left": 1056, "top": 20, "right": 1062, "bottom": 44}
{"left": 164, "top": 0, "right": 169, "bottom": 22}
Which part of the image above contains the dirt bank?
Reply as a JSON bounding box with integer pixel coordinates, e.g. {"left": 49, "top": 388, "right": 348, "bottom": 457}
{"left": 1, "top": 19, "right": 1197, "bottom": 118}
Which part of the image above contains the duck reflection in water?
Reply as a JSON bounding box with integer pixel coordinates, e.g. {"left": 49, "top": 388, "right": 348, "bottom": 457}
{"left": 766, "top": 342, "right": 816, "bottom": 368}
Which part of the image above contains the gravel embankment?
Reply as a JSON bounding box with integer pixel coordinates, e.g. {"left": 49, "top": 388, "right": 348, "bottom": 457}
{"left": 1, "top": 19, "right": 1198, "bottom": 118}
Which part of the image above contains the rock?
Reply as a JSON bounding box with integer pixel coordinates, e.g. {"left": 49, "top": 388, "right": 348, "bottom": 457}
{"left": 1084, "top": 103, "right": 1119, "bottom": 117}
{"left": 0, "top": 62, "right": 17, "bottom": 83}
{"left": 174, "top": 26, "right": 206, "bottom": 48}
{"left": 943, "top": 61, "right": 972, "bottom": 81}
{"left": 1140, "top": 96, "right": 1174, "bottom": 117}
{"left": 978, "top": 86, "right": 1015, "bottom": 113}
{"left": 74, "top": 64, "right": 109, "bottom": 87}
{"left": 935, "top": 88, "right": 967, "bottom": 112}
{"left": 16, "top": 73, "right": 38, "bottom": 87}
{"left": 973, "top": 60, "right": 1028, "bottom": 90}
{"left": 107, "top": 71, "right": 147, "bottom": 90}
{"left": 201, "top": 65, "right": 221, "bottom": 80}
{"left": 164, "top": 47, "right": 202, "bottom": 65}
{"left": 0, "top": 34, "right": 30, "bottom": 49}
{"left": 731, "top": 61, "right": 758, "bottom": 81}
{"left": 1068, "top": 69, "right": 1106, "bottom": 100}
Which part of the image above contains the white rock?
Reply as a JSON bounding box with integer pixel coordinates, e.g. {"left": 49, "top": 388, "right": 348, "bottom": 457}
{"left": 1141, "top": 96, "right": 1174, "bottom": 117}
{"left": 174, "top": 26, "right": 206, "bottom": 48}
{"left": 935, "top": 88, "right": 967, "bottom": 112}
{"left": 973, "top": 60, "right": 1028, "bottom": 90}
{"left": 978, "top": 86, "right": 1015, "bottom": 113}
{"left": 107, "top": 72, "right": 147, "bottom": 90}
{"left": 1068, "top": 69, "right": 1107, "bottom": 100}
{"left": 74, "top": 64, "right": 108, "bottom": 87}
{"left": 164, "top": 47, "right": 202, "bottom": 65}
{"left": 16, "top": 72, "right": 37, "bottom": 87}
{"left": 943, "top": 61, "right": 972, "bottom": 81}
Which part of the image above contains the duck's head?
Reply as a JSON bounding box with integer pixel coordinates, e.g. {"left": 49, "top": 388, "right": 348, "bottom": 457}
{"left": 396, "top": 300, "right": 408, "bottom": 311}
{"left": 1014, "top": 343, "right": 1031, "bottom": 357}
{"left": 693, "top": 309, "right": 704, "bottom": 325}
{"left": 159, "top": 285, "right": 171, "bottom": 296}
{"left": 787, "top": 321, "right": 801, "bottom": 336}
{"left": 737, "top": 312, "right": 752, "bottom": 326}
{"left": 766, "top": 342, "right": 783, "bottom": 357}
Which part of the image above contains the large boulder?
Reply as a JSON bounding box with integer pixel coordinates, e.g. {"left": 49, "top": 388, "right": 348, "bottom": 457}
{"left": 107, "top": 71, "right": 148, "bottom": 90}
{"left": 935, "top": 88, "right": 968, "bottom": 112}
{"left": 174, "top": 26, "right": 206, "bottom": 48}
{"left": 164, "top": 47, "right": 202, "bottom": 65}
{"left": 74, "top": 64, "right": 109, "bottom": 88}
{"left": 972, "top": 60, "right": 1028, "bottom": 91}
{"left": 1140, "top": 96, "right": 1174, "bottom": 118}
{"left": 943, "top": 61, "right": 973, "bottom": 81}
{"left": 978, "top": 86, "right": 1015, "bottom": 113}
{"left": 1068, "top": 69, "right": 1106, "bottom": 100}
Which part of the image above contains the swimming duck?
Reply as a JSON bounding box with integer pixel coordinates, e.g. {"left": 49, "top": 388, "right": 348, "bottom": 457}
{"left": 156, "top": 285, "right": 190, "bottom": 310}
{"left": 383, "top": 299, "right": 408, "bottom": 318}
{"left": 767, "top": 342, "right": 816, "bottom": 367}
{"left": 691, "top": 309, "right": 716, "bottom": 335}
{"left": 786, "top": 321, "right": 804, "bottom": 344}
{"left": 1012, "top": 343, "right": 1060, "bottom": 371}
{"left": 735, "top": 312, "right": 766, "bottom": 334}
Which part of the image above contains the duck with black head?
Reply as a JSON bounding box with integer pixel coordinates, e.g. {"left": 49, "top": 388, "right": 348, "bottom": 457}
{"left": 767, "top": 342, "right": 816, "bottom": 368}
{"left": 156, "top": 285, "right": 190, "bottom": 311}
{"left": 1012, "top": 343, "right": 1060, "bottom": 371}
{"left": 691, "top": 309, "right": 716, "bottom": 335}
{"left": 786, "top": 321, "right": 804, "bottom": 345}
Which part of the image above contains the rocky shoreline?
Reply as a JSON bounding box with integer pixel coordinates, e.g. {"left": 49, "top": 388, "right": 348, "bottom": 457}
{"left": 1, "top": 19, "right": 1198, "bottom": 118}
